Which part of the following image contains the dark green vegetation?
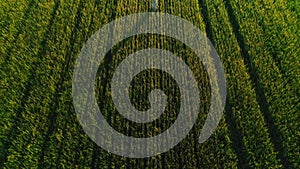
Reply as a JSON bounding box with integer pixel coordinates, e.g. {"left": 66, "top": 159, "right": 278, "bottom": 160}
{"left": 0, "top": 0, "right": 299, "bottom": 168}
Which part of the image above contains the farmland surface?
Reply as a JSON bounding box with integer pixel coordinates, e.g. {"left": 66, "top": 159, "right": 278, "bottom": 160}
{"left": 0, "top": 0, "right": 299, "bottom": 168}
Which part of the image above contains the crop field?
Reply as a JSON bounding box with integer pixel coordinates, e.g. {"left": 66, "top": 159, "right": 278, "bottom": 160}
{"left": 0, "top": 0, "right": 299, "bottom": 168}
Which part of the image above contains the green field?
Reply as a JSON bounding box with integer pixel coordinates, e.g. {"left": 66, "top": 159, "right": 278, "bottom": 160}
{"left": 0, "top": 0, "right": 299, "bottom": 168}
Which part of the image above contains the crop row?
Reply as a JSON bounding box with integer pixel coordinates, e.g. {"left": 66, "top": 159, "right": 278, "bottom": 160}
{"left": 0, "top": 0, "right": 36, "bottom": 65}
{"left": 250, "top": 0, "right": 299, "bottom": 97}
{"left": 38, "top": 0, "right": 121, "bottom": 168}
{"left": 38, "top": 0, "right": 103, "bottom": 168}
{"left": 2, "top": 0, "right": 84, "bottom": 168}
{"left": 0, "top": 0, "right": 57, "bottom": 165}
{"left": 227, "top": 0, "right": 300, "bottom": 168}
{"left": 92, "top": 0, "right": 150, "bottom": 168}
{"left": 201, "top": 0, "right": 283, "bottom": 168}
{"left": 133, "top": 0, "right": 239, "bottom": 168}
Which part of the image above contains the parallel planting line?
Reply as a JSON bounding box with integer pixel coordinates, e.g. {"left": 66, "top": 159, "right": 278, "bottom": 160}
{"left": 3, "top": 1, "right": 82, "bottom": 168}
{"left": 225, "top": 0, "right": 299, "bottom": 168}
{"left": 52, "top": 1, "right": 112, "bottom": 167}
{"left": 249, "top": 0, "right": 299, "bottom": 100}
{"left": 0, "top": 0, "right": 59, "bottom": 165}
{"left": 36, "top": 0, "right": 94, "bottom": 168}
{"left": 185, "top": 0, "right": 239, "bottom": 168}
{"left": 89, "top": 0, "right": 120, "bottom": 168}
{"left": 0, "top": 0, "right": 37, "bottom": 65}
{"left": 201, "top": 0, "right": 283, "bottom": 168}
